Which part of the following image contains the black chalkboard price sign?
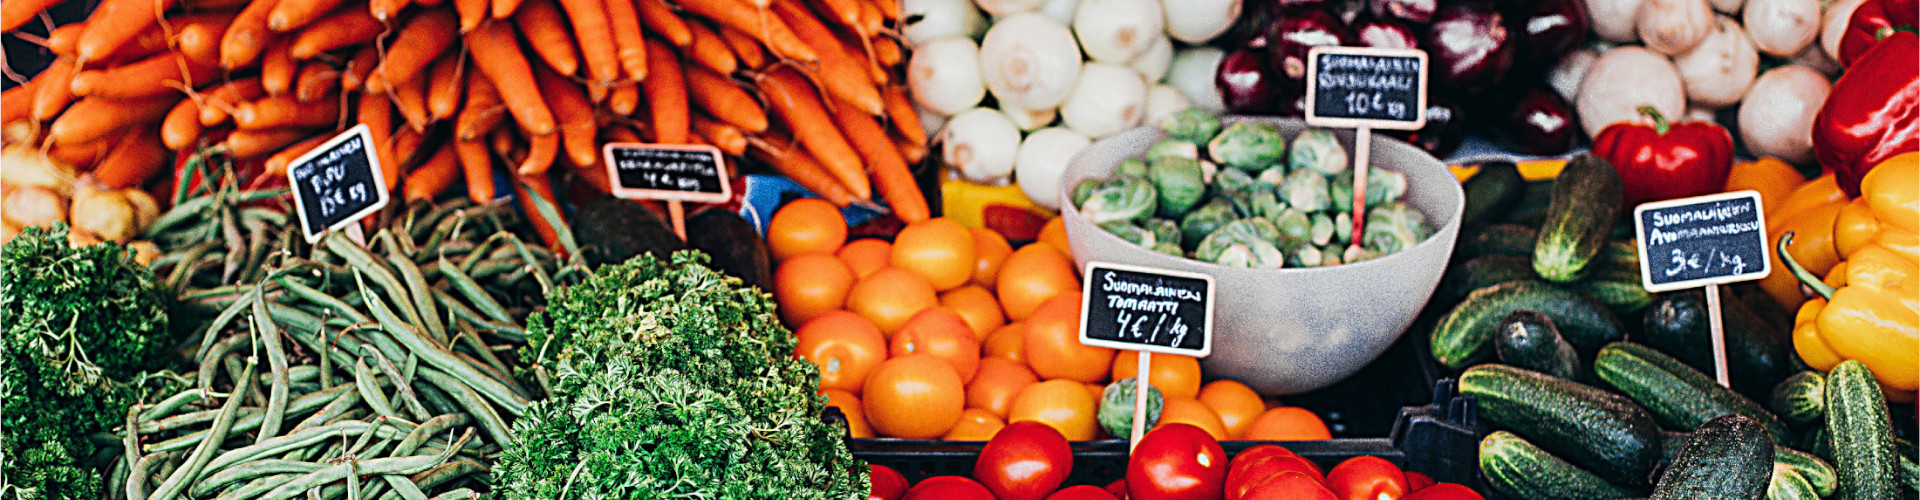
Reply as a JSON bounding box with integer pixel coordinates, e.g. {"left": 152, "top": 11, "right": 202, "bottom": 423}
{"left": 1078, "top": 262, "right": 1215, "bottom": 357}
{"left": 602, "top": 143, "right": 732, "bottom": 203}
{"left": 287, "top": 124, "right": 389, "bottom": 243}
{"left": 1633, "top": 190, "right": 1772, "bottom": 292}
{"left": 1304, "top": 46, "right": 1428, "bottom": 130}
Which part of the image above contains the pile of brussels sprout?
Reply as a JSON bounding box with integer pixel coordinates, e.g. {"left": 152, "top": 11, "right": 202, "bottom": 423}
{"left": 1071, "top": 109, "right": 1433, "bottom": 268}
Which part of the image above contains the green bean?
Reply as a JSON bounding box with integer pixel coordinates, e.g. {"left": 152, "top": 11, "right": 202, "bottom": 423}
{"left": 391, "top": 414, "right": 469, "bottom": 457}
{"left": 325, "top": 233, "right": 425, "bottom": 330}
{"left": 449, "top": 349, "right": 527, "bottom": 402}
{"left": 353, "top": 358, "right": 399, "bottom": 420}
{"left": 220, "top": 354, "right": 266, "bottom": 408}
{"left": 415, "top": 368, "right": 510, "bottom": 447}
{"left": 190, "top": 460, "right": 327, "bottom": 497}
{"left": 456, "top": 233, "right": 510, "bottom": 277}
{"left": 239, "top": 206, "right": 290, "bottom": 230}
{"left": 316, "top": 329, "right": 333, "bottom": 392}
{"left": 408, "top": 457, "right": 486, "bottom": 491}
{"left": 204, "top": 420, "right": 413, "bottom": 473}
{"left": 123, "top": 405, "right": 142, "bottom": 495}
{"left": 326, "top": 407, "right": 370, "bottom": 427}
{"left": 139, "top": 388, "right": 214, "bottom": 422}
{"left": 435, "top": 259, "right": 512, "bottom": 324}
{"left": 215, "top": 472, "right": 303, "bottom": 500}
{"left": 430, "top": 290, "right": 525, "bottom": 342}
{"left": 276, "top": 278, "right": 373, "bottom": 326}
{"left": 429, "top": 487, "right": 478, "bottom": 499}
{"left": 379, "top": 233, "right": 445, "bottom": 342}
{"left": 290, "top": 387, "right": 363, "bottom": 434}
{"left": 382, "top": 474, "right": 430, "bottom": 500}
{"left": 345, "top": 417, "right": 390, "bottom": 459}
{"left": 220, "top": 204, "right": 248, "bottom": 284}
{"left": 359, "top": 346, "right": 430, "bottom": 421}
{"left": 150, "top": 359, "right": 255, "bottom": 500}
{"left": 144, "top": 384, "right": 354, "bottom": 452}
{"left": 127, "top": 450, "right": 172, "bottom": 500}
{"left": 253, "top": 287, "right": 292, "bottom": 444}
{"left": 461, "top": 258, "right": 521, "bottom": 283}
{"left": 194, "top": 288, "right": 255, "bottom": 363}
{"left": 411, "top": 383, "right": 460, "bottom": 417}
{"left": 258, "top": 434, "right": 467, "bottom": 500}
{"left": 149, "top": 189, "right": 288, "bottom": 237}
{"left": 106, "top": 454, "right": 128, "bottom": 500}
{"left": 264, "top": 304, "right": 327, "bottom": 340}
{"left": 357, "top": 276, "right": 527, "bottom": 415}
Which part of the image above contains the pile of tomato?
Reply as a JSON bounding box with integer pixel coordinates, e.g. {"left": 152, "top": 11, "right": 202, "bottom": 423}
{"left": 864, "top": 421, "right": 1485, "bottom": 500}
{"left": 766, "top": 199, "right": 1333, "bottom": 441}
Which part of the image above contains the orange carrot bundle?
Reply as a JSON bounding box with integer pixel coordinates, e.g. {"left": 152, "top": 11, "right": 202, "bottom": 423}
{"left": 264, "top": 134, "right": 331, "bottom": 176}
{"left": 533, "top": 63, "right": 598, "bottom": 167}
{"left": 221, "top": 0, "right": 281, "bottom": 69}
{"left": 1, "top": 0, "right": 66, "bottom": 32}
{"left": 339, "top": 43, "right": 380, "bottom": 90}
{"left": 634, "top": 0, "right": 689, "bottom": 47}
{"left": 716, "top": 26, "right": 765, "bottom": 69}
{"left": 456, "top": 70, "right": 506, "bottom": 140}
{"left": 554, "top": 0, "right": 616, "bottom": 85}
{"left": 453, "top": 137, "right": 495, "bottom": 202}
{"left": 267, "top": 0, "right": 345, "bottom": 31}
{"left": 606, "top": 81, "right": 639, "bottom": 115}
{"left": 294, "top": 61, "right": 341, "bottom": 102}
{"left": 758, "top": 66, "right": 868, "bottom": 199}
{"left": 748, "top": 136, "right": 855, "bottom": 207}
{"left": 691, "top": 115, "right": 746, "bottom": 155}
{"left": 260, "top": 39, "right": 297, "bottom": 94}
{"left": 30, "top": 59, "right": 77, "bottom": 123}
{"left": 198, "top": 78, "right": 267, "bottom": 125}
{"left": 676, "top": 0, "right": 816, "bottom": 63}
{"left": 2, "top": 79, "right": 40, "bottom": 126}
{"left": 830, "top": 99, "right": 926, "bottom": 222}
{"left": 161, "top": 96, "right": 205, "bottom": 149}
{"left": 392, "top": 70, "right": 432, "bottom": 131}
{"left": 75, "top": 0, "right": 177, "bottom": 63}
{"left": 404, "top": 142, "right": 461, "bottom": 200}
{"left": 881, "top": 85, "right": 924, "bottom": 145}
{"left": 466, "top": 21, "right": 555, "bottom": 135}
{"left": 640, "top": 42, "right": 688, "bottom": 144}
{"left": 510, "top": 167, "right": 564, "bottom": 252}
{"left": 771, "top": 0, "right": 881, "bottom": 116}
{"left": 234, "top": 94, "right": 343, "bottom": 129}
{"left": 363, "top": 8, "right": 458, "bottom": 94}
{"left": 226, "top": 127, "right": 320, "bottom": 158}
{"left": 681, "top": 65, "right": 765, "bottom": 133}
{"left": 70, "top": 52, "right": 222, "bottom": 99}
{"left": 684, "top": 21, "right": 736, "bottom": 75}
{"left": 603, "top": 0, "right": 647, "bottom": 81}
{"left": 520, "top": 126, "right": 558, "bottom": 174}
{"left": 94, "top": 127, "right": 170, "bottom": 188}
{"left": 513, "top": 0, "right": 580, "bottom": 76}
{"left": 426, "top": 52, "right": 464, "bottom": 121}
{"left": 49, "top": 95, "right": 178, "bottom": 146}
{"left": 288, "top": 7, "right": 385, "bottom": 59}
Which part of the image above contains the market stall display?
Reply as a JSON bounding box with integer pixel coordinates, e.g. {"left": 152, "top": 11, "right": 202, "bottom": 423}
{"left": 3, "top": 0, "right": 1919, "bottom": 496}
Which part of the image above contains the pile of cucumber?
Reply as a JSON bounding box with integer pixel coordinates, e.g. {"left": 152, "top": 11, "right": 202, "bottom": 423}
{"left": 1430, "top": 156, "right": 1918, "bottom": 499}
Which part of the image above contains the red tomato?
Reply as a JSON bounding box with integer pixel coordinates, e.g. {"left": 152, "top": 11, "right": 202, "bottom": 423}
{"left": 870, "top": 464, "right": 910, "bottom": 500}
{"left": 1230, "top": 445, "right": 1298, "bottom": 468}
{"left": 1046, "top": 485, "right": 1121, "bottom": 500}
{"left": 1127, "top": 423, "right": 1229, "bottom": 500}
{"left": 1325, "top": 457, "right": 1409, "bottom": 500}
{"left": 1226, "top": 456, "right": 1325, "bottom": 500}
{"left": 975, "top": 421, "right": 1074, "bottom": 500}
{"left": 903, "top": 476, "right": 996, "bottom": 500}
{"left": 1105, "top": 480, "right": 1129, "bottom": 499}
{"left": 1240, "top": 471, "right": 1338, "bottom": 500}
{"left": 1401, "top": 484, "right": 1483, "bottom": 500}
{"left": 1403, "top": 472, "right": 1435, "bottom": 492}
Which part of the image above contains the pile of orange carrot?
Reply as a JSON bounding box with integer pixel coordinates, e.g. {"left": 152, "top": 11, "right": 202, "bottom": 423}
{"left": 0, "top": 0, "right": 930, "bottom": 249}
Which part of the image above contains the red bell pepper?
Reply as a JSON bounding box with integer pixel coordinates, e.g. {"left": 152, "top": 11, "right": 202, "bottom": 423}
{"left": 1812, "top": 30, "right": 1919, "bottom": 197}
{"left": 1592, "top": 106, "right": 1734, "bottom": 206}
{"left": 1839, "top": 0, "right": 1917, "bottom": 66}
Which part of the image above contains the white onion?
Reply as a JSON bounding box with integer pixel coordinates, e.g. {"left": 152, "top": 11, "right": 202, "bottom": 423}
{"left": 1547, "top": 48, "right": 1600, "bottom": 102}
{"left": 1000, "top": 100, "right": 1059, "bottom": 131}
{"left": 1738, "top": 65, "right": 1829, "bottom": 165}
{"left": 1744, "top": 0, "right": 1820, "bottom": 57}
{"left": 975, "top": 0, "right": 1047, "bottom": 16}
{"left": 903, "top": 0, "right": 988, "bottom": 46}
{"left": 908, "top": 37, "right": 987, "bottom": 115}
{"left": 979, "top": 13, "right": 1083, "bottom": 110}
{"left": 942, "top": 108, "right": 1024, "bottom": 183}
{"left": 1166, "top": 47, "right": 1226, "bottom": 112}
{"left": 1059, "top": 62, "right": 1148, "bottom": 139}
{"left": 1145, "top": 84, "right": 1192, "bottom": 126}
{"left": 1576, "top": 46, "right": 1686, "bottom": 138}
{"left": 1637, "top": 0, "right": 1715, "bottom": 54}
{"left": 1072, "top": 0, "right": 1163, "bottom": 63}
{"left": 1129, "top": 35, "right": 1174, "bottom": 82}
{"left": 1036, "top": 0, "right": 1078, "bottom": 24}
{"left": 1671, "top": 16, "right": 1757, "bottom": 108}
{"left": 1820, "top": 0, "right": 1867, "bottom": 62}
{"left": 1162, "top": 0, "right": 1240, "bottom": 44}
{"left": 1590, "top": 0, "right": 1649, "bottom": 42}
{"left": 1014, "top": 127, "right": 1092, "bottom": 209}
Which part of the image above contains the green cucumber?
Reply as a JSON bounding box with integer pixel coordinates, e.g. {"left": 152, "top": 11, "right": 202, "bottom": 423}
{"left": 1775, "top": 447, "right": 1837, "bottom": 498}
{"left": 1573, "top": 265, "right": 1653, "bottom": 315}
{"left": 1462, "top": 161, "right": 1525, "bottom": 228}
{"left": 1495, "top": 311, "right": 1582, "bottom": 381}
{"left": 1462, "top": 364, "right": 1663, "bottom": 486}
{"left": 1642, "top": 291, "right": 1795, "bottom": 402}
{"left": 1460, "top": 223, "right": 1540, "bottom": 260}
{"left": 1436, "top": 255, "right": 1535, "bottom": 306}
{"left": 1432, "top": 281, "right": 1625, "bottom": 369}
{"left": 1650, "top": 415, "right": 1774, "bottom": 500}
{"left": 1593, "top": 342, "right": 1789, "bottom": 443}
{"left": 1769, "top": 371, "right": 1826, "bottom": 427}
{"left": 1767, "top": 464, "right": 1822, "bottom": 500}
{"left": 1827, "top": 360, "right": 1898, "bottom": 499}
{"left": 1480, "top": 430, "right": 1640, "bottom": 500}
{"left": 1803, "top": 427, "right": 1833, "bottom": 462}
{"left": 1534, "top": 154, "right": 1623, "bottom": 283}
{"left": 1902, "top": 454, "right": 1919, "bottom": 493}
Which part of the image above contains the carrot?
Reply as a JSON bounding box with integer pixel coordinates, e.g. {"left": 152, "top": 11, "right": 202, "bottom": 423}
{"left": 830, "top": 100, "right": 926, "bottom": 222}
{"left": 288, "top": 7, "right": 384, "bottom": 59}
{"left": 220, "top": 0, "right": 280, "bottom": 69}
{"left": 488, "top": 125, "right": 515, "bottom": 158}
{"left": 294, "top": 60, "right": 340, "bottom": 102}
{"left": 880, "top": 84, "right": 924, "bottom": 145}
{"left": 94, "top": 127, "right": 169, "bottom": 189}
{"left": 682, "top": 65, "right": 766, "bottom": 133}
{"left": 339, "top": 43, "right": 379, "bottom": 91}
{"left": 607, "top": 81, "right": 639, "bottom": 115}
{"left": 175, "top": 23, "right": 225, "bottom": 66}
{"left": 70, "top": 52, "right": 222, "bottom": 99}
{"left": 359, "top": 92, "right": 401, "bottom": 179}
{"left": 772, "top": 0, "right": 882, "bottom": 116}
{"left": 518, "top": 129, "right": 558, "bottom": 174}
{"left": 391, "top": 69, "right": 431, "bottom": 131}
{"left": 856, "top": 0, "right": 882, "bottom": 37}
{"left": 234, "top": 94, "right": 343, "bottom": 129}
{"left": 810, "top": 0, "right": 861, "bottom": 32}
{"left": 676, "top": 0, "right": 816, "bottom": 63}
{"left": 490, "top": 0, "right": 523, "bottom": 20}
{"left": 510, "top": 167, "right": 564, "bottom": 251}
{"left": 47, "top": 132, "right": 119, "bottom": 170}
{"left": 455, "top": 0, "right": 486, "bottom": 30}
{"left": 603, "top": 0, "right": 648, "bottom": 81}
{"left": 456, "top": 70, "right": 505, "bottom": 140}
{"left": 640, "top": 42, "right": 689, "bottom": 144}
{"left": 873, "top": 34, "right": 901, "bottom": 66}
{"left": 838, "top": 29, "right": 886, "bottom": 85}
{"left": 513, "top": 0, "right": 580, "bottom": 76}
{"left": 465, "top": 21, "right": 555, "bottom": 135}
{"left": 368, "top": 0, "right": 413, "bottom": 21}
{"left": 75, "top": 0, "right": 176, "bottom": 63}
{"left": 391, "top": 127, "right": 424, "bottom": 175}
{"left": 225, "top": 127, "right": 318, "bottom": 158}
{"left": 748, "top": 137, "right": 855, "bottom": 206}
{"left": 1, "top": 78, "right": 39, "bottom": 126}
{"left": 634, "top": 0, "right": 689, "bottom": 47}
{"left": 553, "top": 0, "right": 617, "bottom": 85}
{"left": 48, "top": 95, "right": 179, "bottom": 146}
{"left": 0, "top": 0, "right": 65, "bottom": 32}
{"left": 691, "top": 115, "right": 746, "bottom": 155}
{"left": 454, "top": 138, "right": 496, "bottom": 202}
{"left": 760, "top": 67, "right": 869, "bottom": 199}
{"left": 716, "top": 26, "right": 765, "bottom": 69}
{"left": 45, "top": 23, "right": 86, "bottom": 58}
{"left": 267, "top": 0, "right": 344, "bottom": 31}
{"left": 534, "top": 63, "right": 598, "bottom": 167}
{"left": 425, "top": 52, "right": 463, "bottom": 121}
{"left": 684, "top": 21, "right": 737, "bottom": 75}
{"left": 262, "top": 134, "right": 329, "bottom": 177}
{"left": 893, "top": 134, "right": 925, "bottom": 164}
{"left": 363, "top": 9, "right": 458, "bottom": 94}
{"left": 188, "top": 0, "right": 253, "bottom": 8}
{"left": 30, "top": 58, "right": 77, "bottom": 124}
{"left": 198, "top": 78, "right": 266, "bottom": 125}
{"left": 160, "top": 96, "right": 204, "bottom": 149}
{"left": 869, "top": 0, "right": 897, "bottom": 20}
{"left": 260, "top": 38, "right": 297, "bottom": 94}
{"left": 404, "top": 143, "right": 460, "bottom": 200}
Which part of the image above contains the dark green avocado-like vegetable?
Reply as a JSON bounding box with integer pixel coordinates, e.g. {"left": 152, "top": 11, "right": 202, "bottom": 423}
{"left": 685, "top": 207, "right": 773, "bottom": 291}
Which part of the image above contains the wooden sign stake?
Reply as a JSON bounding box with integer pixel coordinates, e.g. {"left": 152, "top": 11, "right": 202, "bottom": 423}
{"left": 343, "top": 224, "right": 368, "bottom": 247}
{"left": 1345, "top": 127, "right": 1372, "bottom": 262}
{"left": 1705, "top": 284, "right": 1730, "bottom": 386}
{"left": 667, "top": 200, "right": 687, "bottom": 241}
{"left": 1130, "top": 352, "right": 1152, "bottom": 453}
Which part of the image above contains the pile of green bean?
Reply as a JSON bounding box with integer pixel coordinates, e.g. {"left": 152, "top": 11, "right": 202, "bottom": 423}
{"left": 115, "top": 189, "right": 589, "bottom": 499}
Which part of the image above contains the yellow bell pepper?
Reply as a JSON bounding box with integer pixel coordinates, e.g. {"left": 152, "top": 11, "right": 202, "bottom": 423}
{"left": 1764, "top": 198, "right": 1845, "bottom": 308}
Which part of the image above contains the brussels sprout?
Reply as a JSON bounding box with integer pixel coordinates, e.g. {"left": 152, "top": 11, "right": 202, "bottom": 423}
{"left": 1099, "top": 378, "right": 1164, "bottom": 439}
{"left": 1195, "top": 220, "right": 1288, "bottom": 268}
{"left": 1280, "top": 169, "right": 1332, "bottom": 212}
{"left": 1320, "top": 250, "right": 1344, "bottom": 267}
{"left": 1206, "top": 121, "right": 1286, "bottom": 171}
{"left": 1080, "top": 175, "right": 1159, "bottom": 224}
{"left": 1213, "top": 167, "right": 1256, "bottom": 197}
{"left": 1152, "top": 241, "right": 1185, "bottom": 257}
{"left": 1179, "top": 198, "right": 1238, "bottom": 249}
{"left": 1160, "top": 108, "right": 1221, "bottom": 143}
{"left": 1245, "top": 187, "right": 1286, "bottom": 220}
{"left": 1071, "top": 178, "right": 1102, "bottom": 207}
{"left": 1335, "top": 211, "right": 1353, "bottom": 244}
{"left": 1243, "top": 216, "right": 1284, "bottom": 243}
{"left": 1272, "top": 208, "right": 1312, "bottom": 251}
{"left": 1149, "top": 157, "right": 1207, "bottom": 218}
{"left": 1366, "top": 166, "right": 1408, "bottom": 205}
{"left": 1363, "top": 202, "right": 1432, "bottom": 255}
{"left": 1100, "top": 221, "right": 1155, "bottom": 248}
{"left": 1199, "top": 159, "right": 1219, "bottom": 183}
{"left": 1292, "top": 245, "right": 1324, "bottom": 268}
{"left": 1288, "top": 128, "right": 1349, "bottom": 175}
{"left": 1257, "top": 167, "right": 1286, "bottom": 185}
{"left": 1330, "top": 169, "right": 1353, "bottom": 214}
{"left": 1310, "top": 213, "right": 1335, "bottom": 246}
{"left": 1115, "top": 158, "right": 1150, "bottom": 178}
{"left": 1147, "top": 139, "right": 1200, "bottom": 164}
{"left": 1143, "top": 218, "right": 1181, "bottom": 247}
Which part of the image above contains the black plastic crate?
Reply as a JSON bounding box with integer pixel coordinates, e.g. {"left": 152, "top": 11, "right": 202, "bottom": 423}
{"left": 850, "top": 379, "right": 1480, "bottom": 489}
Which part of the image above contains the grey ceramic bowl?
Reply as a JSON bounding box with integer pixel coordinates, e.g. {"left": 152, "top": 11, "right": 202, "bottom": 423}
{"left": 1058, "top": 117, "right": 1465, "bottom": 395}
